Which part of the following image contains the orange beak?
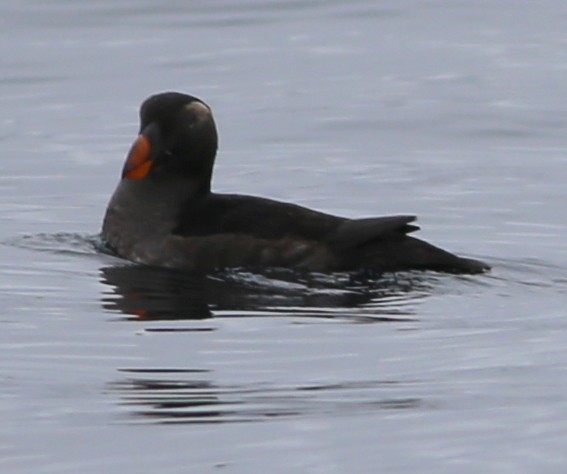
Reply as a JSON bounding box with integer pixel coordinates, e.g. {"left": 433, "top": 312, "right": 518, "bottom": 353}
{"left": 121, "top": 122, "right": 164, "bottom": 180}
{"left": 121, "top": 134, "right": 153, "bottom": 180}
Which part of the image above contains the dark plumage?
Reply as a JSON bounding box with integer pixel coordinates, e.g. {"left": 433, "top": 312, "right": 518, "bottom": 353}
{"left": 102, "top": 92, "right": 489, "bottom": 274}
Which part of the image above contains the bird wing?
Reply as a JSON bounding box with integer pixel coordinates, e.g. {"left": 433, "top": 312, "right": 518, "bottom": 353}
{"left": 176, "top": 194, "right": 418, "bottom": 251}
{"left": 327, "top": 215, "right": 419, "bottom": 250}
{"left": 174, "top": 193, "right": 342, "bottom": 241}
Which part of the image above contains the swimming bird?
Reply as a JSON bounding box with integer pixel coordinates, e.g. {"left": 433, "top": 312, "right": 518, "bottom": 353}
{"left": 102, "top": 92, "right": 489, "bottom": 274}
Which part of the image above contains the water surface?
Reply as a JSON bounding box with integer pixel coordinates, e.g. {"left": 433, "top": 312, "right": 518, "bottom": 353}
{"left": 1, "top": 1, "right": 567, "bottom": 472}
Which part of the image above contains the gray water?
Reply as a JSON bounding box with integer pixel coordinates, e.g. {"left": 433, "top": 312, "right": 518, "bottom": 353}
{"left": 1, "top": 1, "right": 567, "bottom": 472}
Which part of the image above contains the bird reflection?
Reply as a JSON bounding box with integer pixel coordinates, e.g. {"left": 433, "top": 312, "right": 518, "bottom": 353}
{"left": 100, "top": 264, "right": 431, "bottom": 321}
{"left": 101, "top": 266, "right": 430, "bottom": 424}
{"left": 101, "top": 265, "right": 213, "bottom": 320}
{"left": 112, "top": 368, "right": 422, "bottom": 424}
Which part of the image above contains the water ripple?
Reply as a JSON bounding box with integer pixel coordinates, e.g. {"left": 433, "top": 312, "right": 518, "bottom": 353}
{"left": 4, "top": 232, "right": 102, "bottom": 256}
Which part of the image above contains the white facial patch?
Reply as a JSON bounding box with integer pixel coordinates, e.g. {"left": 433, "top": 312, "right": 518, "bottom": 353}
{"left": 185, "top": 101, "right": 212, "bottom": 121}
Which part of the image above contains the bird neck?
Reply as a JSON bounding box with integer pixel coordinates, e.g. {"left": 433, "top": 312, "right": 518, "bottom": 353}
{"left": 101, "top": 176, "right": 207, "bottom": 259}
